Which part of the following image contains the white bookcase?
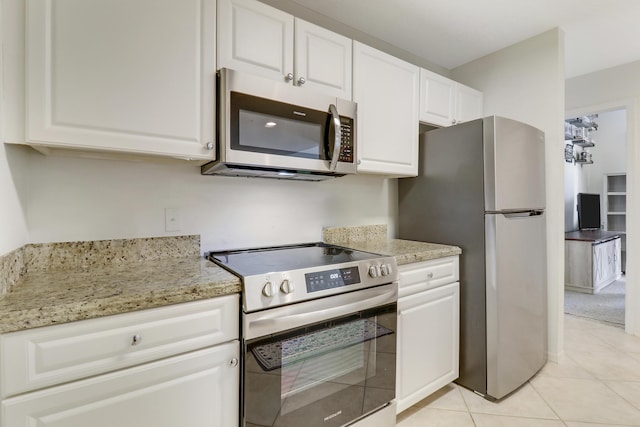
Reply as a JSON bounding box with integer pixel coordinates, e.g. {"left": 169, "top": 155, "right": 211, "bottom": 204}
{"left": 604, "top": 173, "right": 627, "bottom": 271}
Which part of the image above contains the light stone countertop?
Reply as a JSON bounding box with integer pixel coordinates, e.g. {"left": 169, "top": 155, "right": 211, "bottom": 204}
{"left": 0, "top": 230, "right": 459, "bottom": 334}
{"left": 0, "top": 236, "right": 242, "bottom": 334}
{"left": 0, "top": 256, "right": 241, "bottom": 334}
{"left": 337, "top": 239, "right": 461, "bottom": 265}
{"left": 323, "top": 224, "right": 461, "bottom": 265}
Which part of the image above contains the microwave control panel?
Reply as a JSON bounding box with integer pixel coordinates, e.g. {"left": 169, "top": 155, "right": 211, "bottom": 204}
{"left": 338, "top": 117, "right": 354, "bottom": 163}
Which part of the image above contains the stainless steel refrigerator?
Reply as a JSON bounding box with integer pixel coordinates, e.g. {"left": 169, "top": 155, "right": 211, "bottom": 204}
{"left": 398, "top": 116, "right": 547, "bottom": 400}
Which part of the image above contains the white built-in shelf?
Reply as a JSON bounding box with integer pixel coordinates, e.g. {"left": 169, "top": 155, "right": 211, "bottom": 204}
{"left": 604, "top": 173, "right": 627, "bottom": 272}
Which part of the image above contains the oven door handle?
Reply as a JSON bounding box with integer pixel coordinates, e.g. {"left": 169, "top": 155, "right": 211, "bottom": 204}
{"left": 244, "top": 283, "right": 397, "bottom": 340}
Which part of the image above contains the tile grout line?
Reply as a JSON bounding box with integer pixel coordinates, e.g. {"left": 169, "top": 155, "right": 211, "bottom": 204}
{"left": 526, "top": 376, "right": 570, "bottom": 425}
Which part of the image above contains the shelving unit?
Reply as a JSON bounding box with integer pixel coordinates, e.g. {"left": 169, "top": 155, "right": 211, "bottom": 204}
{"left": 565, "top": 116, "right": 597, "bottom": 165}
{"left": 604, "top": 173, "right": 627, "bottom": 272}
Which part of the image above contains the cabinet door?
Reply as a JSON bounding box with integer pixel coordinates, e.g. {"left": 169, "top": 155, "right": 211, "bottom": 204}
{"left": 26, "top": 0, "right": 216, "bottom": 159}
{"left": 2, "top": 342, "right": 240, "bottom": 427}
{"left": 354, "top": 42, "right": 419, "bottom": 176}
{"left": 396, "top": 282, "right": 460, "bottom": 413}
{"left": 456, "top": 84, "right": 483, "bottom": 124}
{"left": 419, "top": 68, "right": 455, "bottom": 127}
{"left": 294, "top": 19, "right": 352, "bottom": 99}
{"left": 218, "top": 0, "right": 293, "bottom": 83}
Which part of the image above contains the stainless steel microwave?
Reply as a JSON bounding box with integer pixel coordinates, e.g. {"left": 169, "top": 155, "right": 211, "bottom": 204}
{"left": 201, "top": 69, "right": 357, "bottom": 181}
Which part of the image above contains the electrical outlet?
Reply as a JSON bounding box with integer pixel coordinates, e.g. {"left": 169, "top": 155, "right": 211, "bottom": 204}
{"left": 165, "top": 208, "right": 180, "bottom": 232}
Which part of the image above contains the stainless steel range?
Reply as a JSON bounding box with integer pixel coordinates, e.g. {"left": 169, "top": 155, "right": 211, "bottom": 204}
{"left": 208, "top": 242, "right": 398, "bottom": 427}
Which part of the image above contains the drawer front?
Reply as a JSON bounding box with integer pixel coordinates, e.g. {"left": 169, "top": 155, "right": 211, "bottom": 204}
{"left": 398, "top": 256, "right": 459, "bottom": 298}
{"left": 1, "top": 295, "right": 239, "bottom": 398}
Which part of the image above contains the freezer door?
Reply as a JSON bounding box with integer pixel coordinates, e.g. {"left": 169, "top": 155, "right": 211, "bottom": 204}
{"left": 485, "top": 211, "right": 547, "bottom": 400}
{"left": 483, "top": 117, "right": 546, "bottom": 211}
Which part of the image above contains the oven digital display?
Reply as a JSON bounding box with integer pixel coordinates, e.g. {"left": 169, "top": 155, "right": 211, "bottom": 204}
{"left": 305, "top": 267, "right": 361, "bottom": 293}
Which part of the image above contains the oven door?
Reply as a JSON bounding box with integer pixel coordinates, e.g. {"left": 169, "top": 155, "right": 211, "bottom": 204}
{"left": 242, "top": 284, "right": 397, "bottom": 427}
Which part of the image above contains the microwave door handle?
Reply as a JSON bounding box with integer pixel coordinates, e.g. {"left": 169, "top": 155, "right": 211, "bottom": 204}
{"left": 328, "top": 104, "right": 342, "bottom": 171}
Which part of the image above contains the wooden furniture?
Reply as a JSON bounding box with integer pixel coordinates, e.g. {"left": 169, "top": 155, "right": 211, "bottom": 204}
{"left": 396, "top": 256, "right": 460, "bottom": 414}
{"left": 565, "top": 230, "right": 622, "bottom": 294}
{"left": 1, "top": 296, "right": 240, "bottom": 427}
{"left": 604, "top": 173, "right": 627, "bottom": 271}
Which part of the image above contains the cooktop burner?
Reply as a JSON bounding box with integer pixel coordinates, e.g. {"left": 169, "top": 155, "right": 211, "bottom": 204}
{"left": 208, "top": 242, "right": 381, "bottom": 276}
{"left": 207, "top": 242, "right": 398, "bottom": 312}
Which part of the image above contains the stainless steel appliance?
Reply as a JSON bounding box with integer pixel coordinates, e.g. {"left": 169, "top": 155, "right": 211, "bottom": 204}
{"left": 208, "top": 243, "right": 398, "bottom": 427}
{"left": 201, "top": 68, "right": 357, "bottom": 181}
{"left": 398, "top": 116, "right": 547, "bottom": 400}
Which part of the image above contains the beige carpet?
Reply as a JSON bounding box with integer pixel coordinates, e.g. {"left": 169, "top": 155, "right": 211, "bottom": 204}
{"left": 564, "top": 276, "right": 625, "bottom": 327}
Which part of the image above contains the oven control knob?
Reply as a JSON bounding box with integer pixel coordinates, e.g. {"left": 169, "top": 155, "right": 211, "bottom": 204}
{"left": 380, "top": 263, "right": 390, "bottom": 276}
{"left": 280, "top": 279, "right": 294, "bottom": 294}
{"left": 262, "top": 281, "right": 274, "bottom": 297}
{"left": 368, "top": 265, "right": 380, "bottom": 278}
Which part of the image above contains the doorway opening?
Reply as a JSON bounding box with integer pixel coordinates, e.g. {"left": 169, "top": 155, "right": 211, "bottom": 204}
{"left": 563, "top": 108, "right": 627, "bottom": 327}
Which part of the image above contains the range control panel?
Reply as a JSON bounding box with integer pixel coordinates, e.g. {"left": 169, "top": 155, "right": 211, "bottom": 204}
{"left": 305, "top": 267, "right": 361, "bottom": 293}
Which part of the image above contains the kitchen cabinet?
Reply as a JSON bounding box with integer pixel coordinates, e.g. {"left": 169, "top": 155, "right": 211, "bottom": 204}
{"left": 419, "top": 68, "right": 483, "bottom": 127}
{"left": 565, "top": 232, "right": 622, "bottom": 294}
{"left": 4, "top": 0, "right": 216, "bottom": 160}
{"left": 1, "top": 295, "right": 240, "bottom": 426}
{"left": 604, "top": 173, "right": 627, "bottom": 271}
{"left": 217, "top": 0, "right": 352, "bottom": 99}
{"left": 353, "top": 41, "right": 420, "bottom": 176}
{"left": 396, "top": 256, "right": 460, "bottom": 414}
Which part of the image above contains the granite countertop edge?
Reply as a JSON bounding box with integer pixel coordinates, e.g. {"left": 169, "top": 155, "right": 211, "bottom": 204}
{"left": 0, "top": 257, "right": 242, "bottom": 334}
{"left": 0, "top": 238, "right": 459, "bottom": 334}
{"left": 335, "top": 238, "right": 462, "bottom": 266}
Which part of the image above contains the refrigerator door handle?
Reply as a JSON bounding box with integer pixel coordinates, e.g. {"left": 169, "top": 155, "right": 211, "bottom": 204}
{"left": 486, "top": 209, "right": 544, "bottom": 218}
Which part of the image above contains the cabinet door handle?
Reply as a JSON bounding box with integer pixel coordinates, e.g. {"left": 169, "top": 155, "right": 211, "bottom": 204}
{"left": 285, "top": 73, "right": 294, "bottom": 81}
{"left": 131, "top": 334, "right": 142, "bottom": 346}
{"left": 297, "top": 76, "right": 306, "bottom": 86}
{"left": 229, "top": 357, "right": 239, "bottom": 367}
{"left": 427, "top": 272, "right": 434, "bottom": 280}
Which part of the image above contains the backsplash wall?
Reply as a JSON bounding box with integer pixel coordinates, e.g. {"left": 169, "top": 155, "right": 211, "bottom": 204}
{"left": 18, "top": 149, "right": 397, "bottom": 252}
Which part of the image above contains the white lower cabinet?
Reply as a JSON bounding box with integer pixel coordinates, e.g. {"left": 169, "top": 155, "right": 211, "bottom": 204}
{"left": 565, "top": 236, "right": 622, "bottom": 294}
{"left": 2, "top": 342, "right": 239, "bottom": 427}
{"left": 396, "top": 257, "right": 460, "bottom": 414}
{"left": 0, "top": 295, "right": 240, "bottom": 426}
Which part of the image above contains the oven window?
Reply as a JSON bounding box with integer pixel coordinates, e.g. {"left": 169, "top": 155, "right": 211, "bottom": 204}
{"left": 243, "top": 303, "right": 396, "bottom": 427}
{"left": 230, "top": 92, "right": 330, "bottom": 160}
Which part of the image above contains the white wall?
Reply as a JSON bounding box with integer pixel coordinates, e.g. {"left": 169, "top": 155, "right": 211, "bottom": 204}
{"left": 0, "top": 145, "right": 29, "bottom": 256}
{"left": 587, "top": 109, "right": 627, "bottom": 192}
{"left": 0, "top": 1, "right": 29, "bottom": 256}
{"left": 451, "top": 29, "right": 566, "bottom": 361}
{"left": 20, "top": 150, "right": 397, "bottom": 252}
{"left": 566, "top": 61, "right": 640, "bottom": 335}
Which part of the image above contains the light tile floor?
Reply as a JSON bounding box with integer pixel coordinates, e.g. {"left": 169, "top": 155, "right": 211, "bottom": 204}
{"left": 397, "top": 314, "right": 640, "bottom": 426}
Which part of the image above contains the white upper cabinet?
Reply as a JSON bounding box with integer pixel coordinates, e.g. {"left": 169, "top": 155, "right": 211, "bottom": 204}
{"left": 353, "top": 42, "right": 419, "bottom": 176}
{"left": 23, "top": 0, "right": 216, "bottom": 160}
{"left": 419, "top": 69, "right": 455, "bottom": 127}
{"left": 218, "top": 0, "right": 294, "bottom": 82}
{"left": 294, "top": 19, "right": 352, "bottom": 99}
{"left": 420, "top": 68, "right": 483, "bottom": 127}
{"left": 455, "top": 83, "right": 483, "bottom": 124}
{"left": 217, "top": 0, "right": 352, "bottom": 99}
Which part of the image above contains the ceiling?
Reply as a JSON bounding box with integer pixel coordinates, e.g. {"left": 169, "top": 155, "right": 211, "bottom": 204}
{"left": 287, "top": 0, "right": 640, "bottom": 78}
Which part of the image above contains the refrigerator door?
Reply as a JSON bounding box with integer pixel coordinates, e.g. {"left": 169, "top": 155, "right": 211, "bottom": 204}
{"left": 485, "top": 210, "right": 547, "bottom": 400}
{"left": 483, "top": 117, "right": 546, "bottom": 211}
